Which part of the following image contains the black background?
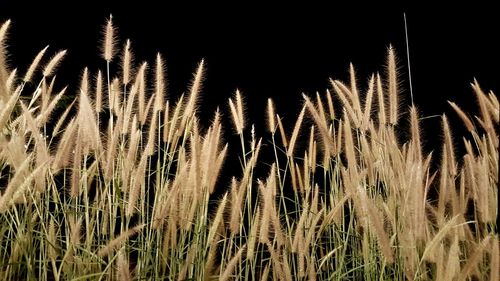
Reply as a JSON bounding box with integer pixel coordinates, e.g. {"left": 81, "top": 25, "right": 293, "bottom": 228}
{"left": 1, "top": 1, "right": 498, "bottom": 153}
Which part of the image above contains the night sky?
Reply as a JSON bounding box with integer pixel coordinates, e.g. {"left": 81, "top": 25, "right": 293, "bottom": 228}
{"left": 0, "top": 2, "right": 498, "bottom": 151}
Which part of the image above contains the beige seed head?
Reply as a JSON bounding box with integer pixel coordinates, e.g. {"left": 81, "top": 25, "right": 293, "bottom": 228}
{"left": 116, "top": 250, "right": 132, "bottom": 281}
{"left": 387, "top": 46, "right": 399, "bottom": 125}
{"left": 95, "top": 70, "right": 103, "bottom": 112}
{"left": 43, "top": 49, "right": 67, "bottom": 77}
{"left": 287, "top": 105, "right": 306, "bottom": 157}
{"left": 23, "top": 45, "right": 49, "bottom": 82}
{"left": 102, "top": 15, "right": 116, "bottom": 62}
{"left": 154, "top": 53, "right": 165, "bottom": 112}
{"left": 448, "top": 101, "right": 474, "bottom": 132}
{"left": 122, "top": 39, "right": 132, "bottom": 85}
{"left": 97, "top": 224, "right": 145, "bottom": 257}
{"left": 267, "top": 98, "right": 276, "bottom": 133}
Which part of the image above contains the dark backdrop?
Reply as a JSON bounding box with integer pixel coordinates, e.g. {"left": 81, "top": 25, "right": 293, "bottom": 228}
{"left": 1, "top": 1, "right": 498, "bottom": 153}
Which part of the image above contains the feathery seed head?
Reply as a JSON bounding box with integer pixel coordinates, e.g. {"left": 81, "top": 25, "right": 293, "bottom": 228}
{"left": 102, "top": 14, "right": 116, "bottom": 62}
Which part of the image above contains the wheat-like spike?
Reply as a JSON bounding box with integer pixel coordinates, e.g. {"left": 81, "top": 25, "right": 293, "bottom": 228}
{"left": 116, "top": 250, "right": 132, "bottom": 281}
{"left": 0, "top": 155, "right": 32, "bottom": 213}
{"left": 23, "top": 45, "right": 49, "bottom": 82}
{"left": 80, "top": 67, "right": 89, "bottom": 98}
{"left": 103, "top": 120, "right": 120, "bottom": 180}
{"left": 331, "top": 79, "right": 359, "bottom": 127}
{"left": 343, "top": 110, "right": 357, "bottom": 174}
{"left": 166, "top": 95, "right": 183, "bottom": 145}
{"left": 362, "top": 74, "right": 375, "bottom": 130}
{"left": 276, "top": 114, "right": 288, "bottom": 148}
{"left": 220, "top": 245, "right": 246, "bottom": 281}
{"left": 230, "top": 179, "right": 242, "bottom": 235}
{"left": 154, "top": 52, "right": 165, "bottom": 112}
{"left": 178, "top": 60, "right": 204, "bottom": 138}
{"left": 443, "top": 234, "right": 460, "bottom": 281}
{"left": 2, "top": 132, "right": 28, "bottom": 173}
{"left": 110, "top": 77, "right": 122, "bottom": 114}
{"left": 122, "top": 82, "right": 137, "bottom": 135}
{"left": 271, "top": 203, "right": 285, "bottom": 247}
{"left": 102, "top": 15, "right": 115, "bottom": 62}
{"left": 47, "top": 218, "right": 58, "bottom": 259}
{"left": 122, "top": 119, "right": 140, "bottom": 192}
{"left": 448, "top": 101, "right": 474, "bottom": 132}
{"left": 486, "top": 91, "right": 499, "bottom": 124}
{"left": 40, "top": 79, "right": 49, "bottom": 113}
{"left": 122, "top": 39, "right": 133, "bottom": 85}
{"left": 46, "top": 74, "right": 56, "bottom": 96}
{"left": 43, "top": 49, "right": 67, "bottom": 77}
{"left": 95, "top": 70, "right": 103, "bottom": 112}
{"left": 258, "top": 180, "right": 270, "bottom": 244}
{"left": 476, "top": 154, "right": 492, "bottom": 223}
{"left": 490, "top": 236, "right": 499, "bottom": 281}
{"left": 307, "top": 125, "right": 315, "bottom": 167}
{"left": 420, "top": 215, "right": 460, "bottom": 263}
{"left": 375, "top": 73, "right": 387, "bottom": 129}
{"left": 0, "top": 19, "right": 10, "bottom": 49}
{"left": 0, "top": 20, "right": 11, "bottom": 100}
{"left": 307, "top": 257, "right": 317, "bottom": 281}
{"left": 266, "top": 242, "right": 286, "bottom": 281}
{"left": 387, "top": 46, "right": 398, "bottom": 125}
{"left": 349, "top": 63, "right": 363, "bottom": 120}
{"left": 0, "top": 20, "right": 10, "bottom": 46}
{"left": 247, "top": 206, "right": 260, "bottom": 260}
{"left": 201, "top": 111, "right": 223, "bottom": 190}
{"left": 52, "top": 119, "right": 77, "bottom": 171}
{"left": 235, "top": 89, "right": 245, "bottom": 130}
{"left": 97, "top": 224, "right": 145, "bottom": 257}
{"left": 359, "top": 186, "right": 394, "bottom": 264}
{"left": 19, "top": 101, "right": 50, "bottom": 192}
{"left": 70, "top": 141, "right": 82, "bottom": 197}
{"left": 208, "top": 144, "right": 228, "bottom": 194}
{"left": 52, "top": 98, "right": 76, "bottom": 136}
{"left": 36, "top": 86, "right": 67, "bottom": 127}
{"left": 204, "top": 238, "right": 219, "bottom": 279}
{"left": 458, "top": 235, "right": 491, "bottom": 280}
{"left": 261, "top": 263, "right": 271, "bottom": 281}
{"left": 315, "top": 91, "right": 326, "bottom": 123}
{"left": 186, "top": 59, "right": 204, "bottom": 112}
{"left": 78, "top": 84, "right": 101, "bottom": 153}
{"left": 472, "top": 80, "right": 495, "bottom": 131}
{"left": 287, "top": 105, "right": 306, "bottom": 157}
{"left": 228, "top": 97, "right": 242, "bottom": 134}
{"left": 127, "top": 154, "right": 148, "bottom": 216}
{"left": 303, "top": 94, "right": 336, "bottom": 156}
{"left": 207, "top": 193, "right": 228, "bottom": 245}
{"left": 442, "top": 115, "right": 457, "bottom": 176}
{"left": 0, "top": 85, "right": 21, "bottom": 129}
{"left": 144, "top": 106, "right": 158, "bottom": 156}
{"left": 487, "top": 90, "right": 499, "bottom": 108}
{"left": 162, "top": 100, "right": 170, "bottom": 142}
{"left": 325, "top": 89, "right": 335, "bottom": 121}
{"left": 267, "top": 98, "right": 276, "bottom": 133}
{"left": 177, "top": 244, "right": 197, "bottom": 281}
{"left": 292, "top": 201, "right": 308, "bottom": 253}
{"left": 5, "top": 68, "right": 17, "bottom": 93}
{"left": 410, "top": 106, "right": 422, "bottom": 162}
{"left": 135, "top": 62, "right": 148, "bottom": 124}
{"left": 69, "top": 216, "right": 83, "bottom": 247}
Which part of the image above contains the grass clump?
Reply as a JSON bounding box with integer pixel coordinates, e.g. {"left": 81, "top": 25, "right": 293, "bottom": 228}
{"left": 0, "top": 18, "right": 498, "bottom": 281}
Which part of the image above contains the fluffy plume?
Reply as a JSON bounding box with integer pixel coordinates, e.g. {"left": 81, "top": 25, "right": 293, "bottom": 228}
{"left": 43, "top": 49, "right": 67, "bottom": 77}
{"left": 102, "top": 15, "right": 116, "bottom": 62}
{"left": 23, "top": 45, "right": 49, "bottom": 82}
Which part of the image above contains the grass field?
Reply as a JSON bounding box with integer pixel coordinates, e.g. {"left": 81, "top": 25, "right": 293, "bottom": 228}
{"left": 0, "top": 18, "right": 498, "bottom": 280}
